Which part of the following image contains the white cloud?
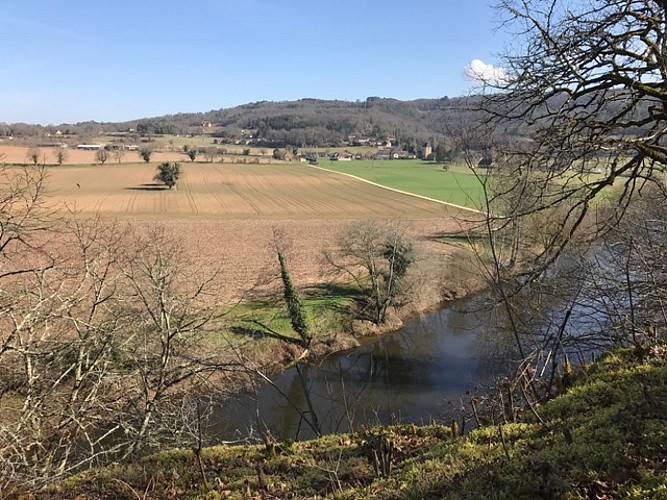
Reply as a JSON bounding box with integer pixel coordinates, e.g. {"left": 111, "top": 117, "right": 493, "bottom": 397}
{"left": 464, "top": 59, "right": 508, "bottom": 86}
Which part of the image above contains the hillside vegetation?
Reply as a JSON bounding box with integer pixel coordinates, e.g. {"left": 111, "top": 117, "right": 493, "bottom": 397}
{"left": 0, "top": 96, "right": 490, "bottom": 151}
{"left": 24, "top": 346, "right": 667, "bottom": 499}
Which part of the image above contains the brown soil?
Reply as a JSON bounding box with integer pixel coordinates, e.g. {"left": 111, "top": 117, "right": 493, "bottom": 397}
{"left": 162, "top": 217, "right": 468, "bottom": 301}
{"left": 32, "top": 163, "right": 473, "bottom": 301}
{"left": 39, "top": 163, "right": 453, "bottom": 218}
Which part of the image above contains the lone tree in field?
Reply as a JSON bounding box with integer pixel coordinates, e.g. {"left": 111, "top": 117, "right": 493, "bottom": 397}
{"left": 25, "top": 147, "right": 40, "bottom": 166}
{"left": 95, "top": 148, "right": 109, "bottom": 165}
{"left": 187, "top": 149, "right": 197, "bottom": 162}
{"left": 52, "top": 148, "right": 68, "bottom": 166}
{"left": 203, "top": 149, "right": 217, "bottom": 163}
{"left": 113, "top": 149, "right": 125, "bottom": 163}
{"left": 154, "top": 162, "right": 181, "bottom": 189}
{"left": 138, "top": 148, "right": 152, "bottom": 163}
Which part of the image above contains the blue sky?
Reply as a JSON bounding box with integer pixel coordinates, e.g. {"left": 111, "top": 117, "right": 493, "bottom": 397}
{"left": 0, "top": 1, "right": 509, "bottom": 125}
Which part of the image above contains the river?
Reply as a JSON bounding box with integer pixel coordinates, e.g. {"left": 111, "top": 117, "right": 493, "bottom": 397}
{"left": 210, "top": 294, "right": 520, "bottom": 441}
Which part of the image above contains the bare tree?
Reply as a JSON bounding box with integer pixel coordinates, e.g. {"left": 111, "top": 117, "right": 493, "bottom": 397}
{"left": 114, "top": 226, "right": 228, "bottom": 458}
{"left": 112, "top": 149, "right": 125, "bottom": 164}
{"left": 95, "top": 149, "right": 109, "bottom": 165}
{"left": 25, "top": 148, "right": 40, "bottom": 166}
{"left": 52, "top": 148, "right": 68, "bottom": 166}
{"left": 0, "top": 167, "right": 63, "bottom": 490}
{"left": 0, "top": 219, "right": 131, "bottom": 486}
{"left": 203, "top": 149, "right": 217, "bottom": 163}
{"left": 481, "top": 0, "right": 667, "bottom": 276}
{"left": 325, "top": 221, "right": 414, "bottom": 324}
{"left": 0, "top": 197, "right": 239, "bottom": 488}
{"left": 451, "top": 0, "right": 667, "bottom": 399}
{"left": 581, "top": 184, "right": 667, "bottom": 350}
{"left": 0, "top": 165, "right": 52, "bottom": 280}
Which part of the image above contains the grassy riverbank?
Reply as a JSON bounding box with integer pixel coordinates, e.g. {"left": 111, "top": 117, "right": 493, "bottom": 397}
{"left": 26, "top": 345, "right": 667, "bottom": 499}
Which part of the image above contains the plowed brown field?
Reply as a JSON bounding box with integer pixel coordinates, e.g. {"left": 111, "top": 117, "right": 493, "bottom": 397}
{"left": 39, "top": 163, "right": 468, "bottom": 300}
{"left": 44, "top": 163, "right": 453, "bottom": 218}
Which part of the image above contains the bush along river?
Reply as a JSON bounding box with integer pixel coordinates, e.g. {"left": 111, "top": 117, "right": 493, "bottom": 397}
{"left": 210, "top": 293, "right": 522, "bottom": 441}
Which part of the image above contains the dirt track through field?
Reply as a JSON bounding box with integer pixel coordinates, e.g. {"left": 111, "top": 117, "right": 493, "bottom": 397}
{"left": 38, "top": 163, "right": 469, "bottom": 300}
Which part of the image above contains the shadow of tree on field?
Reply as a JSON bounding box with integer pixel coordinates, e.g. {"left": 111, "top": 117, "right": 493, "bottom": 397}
{"left": 230, "top": 324, "right": 304, "bottom": 347}
{"left": 303, "top": 284, "right": 362, "bottom": 314}
{"left": 431, "top": 230, "right": 486, "bottom": 246}
{"left": 125, "top": 183, "right": 169, "bottom": 191}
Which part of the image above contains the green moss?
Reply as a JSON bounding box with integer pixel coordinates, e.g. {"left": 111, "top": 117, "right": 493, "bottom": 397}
{"left": 30, "top": 346, "right": 667, "bottom": 499}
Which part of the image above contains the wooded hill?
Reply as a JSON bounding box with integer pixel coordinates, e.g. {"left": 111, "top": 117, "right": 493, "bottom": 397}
{"left": 0, "top": 96, "right": 492, "bottom": 151}
{"left": 189, "top": 97, "right": 462, "bottom": 148}
{"left": 2, "top": 93, "right": 646, "bottom": 152}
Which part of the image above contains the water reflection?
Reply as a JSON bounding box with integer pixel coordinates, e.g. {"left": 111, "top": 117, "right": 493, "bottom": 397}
{"left": 210, "top": 295, "right": 518, "bottom": 441}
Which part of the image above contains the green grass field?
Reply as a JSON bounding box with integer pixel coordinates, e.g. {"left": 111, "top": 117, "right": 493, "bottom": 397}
{"left": 225, "top": 286, "right": 356, "bottom": 344}
{"left": 318, "top": 160, "right": 485, "bottom": 209}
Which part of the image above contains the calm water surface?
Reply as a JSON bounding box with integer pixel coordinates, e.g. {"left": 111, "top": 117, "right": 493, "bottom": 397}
{"left": 211, "top": 295, "right": 518, "bottom": 441}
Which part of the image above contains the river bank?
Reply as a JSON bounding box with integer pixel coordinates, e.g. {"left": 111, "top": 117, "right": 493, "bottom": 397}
{"left": 199, "top": 247, "right": 492, "bottom": 441}
{"left": 211, "top": 287, "right": 512, "bottom": 441}
{"left": 30, "top": 345, "right": 667, "bottom": 499}
{"left": 239, "top": 242, "right": 490, "bottom": 374}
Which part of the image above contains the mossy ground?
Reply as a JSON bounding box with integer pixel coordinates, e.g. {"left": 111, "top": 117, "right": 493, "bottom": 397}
{"left": 22, "top": 345, "right": 667, "bottom": 499}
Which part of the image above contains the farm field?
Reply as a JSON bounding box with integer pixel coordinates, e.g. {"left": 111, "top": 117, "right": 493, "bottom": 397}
{"left": 38, "top": 162, "right": 471, "bottom": 300}
{"left": 319, "top": 160, "right": 485, "bottom": 209}
{"left": 43, "top": 163, "right": 461, "bottom": 218}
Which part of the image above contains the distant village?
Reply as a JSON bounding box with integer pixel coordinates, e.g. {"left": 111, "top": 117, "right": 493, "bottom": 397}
{"left": 1, "top": 117, "right": 497, "bottom": 167}
{"left": 13, "top": 123, "right": 448, "bottom": 162}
